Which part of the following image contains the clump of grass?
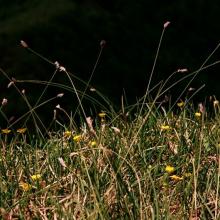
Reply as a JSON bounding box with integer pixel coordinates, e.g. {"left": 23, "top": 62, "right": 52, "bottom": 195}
{"left": 0, "top": 22, "right": 220, "bottom": 219}
{"left": 0, "top": 99, "right": 220, "bottom": 219}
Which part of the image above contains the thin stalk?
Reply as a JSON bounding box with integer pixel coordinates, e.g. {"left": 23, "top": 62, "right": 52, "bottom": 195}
{"left": 139, "top": 24, "right": 167, "bottom": 116}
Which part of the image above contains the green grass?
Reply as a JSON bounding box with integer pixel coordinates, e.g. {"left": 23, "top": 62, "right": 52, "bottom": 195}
{"left": 0, "top": 99, "right": 219, "bottom": 219}
{"left": 0, "top": 23, "right": 220, "bottom": 219}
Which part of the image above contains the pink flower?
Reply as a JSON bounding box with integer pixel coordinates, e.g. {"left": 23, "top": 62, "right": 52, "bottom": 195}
{"left": 177, "top": 68, "right": 188, "bottom": 73}
{"left": 163, "top": 21, "right": 171, "bottom": 28}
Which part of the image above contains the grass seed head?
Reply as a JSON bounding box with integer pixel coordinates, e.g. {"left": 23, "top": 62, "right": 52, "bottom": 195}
{"left": 1, "top": 98, "right": 8, "bottom": 106}
{"left": 20, "top": 40, "right": 28, "bottom": 48}
{"left": 163, "top": 21, "right": 170, "bottom": 28}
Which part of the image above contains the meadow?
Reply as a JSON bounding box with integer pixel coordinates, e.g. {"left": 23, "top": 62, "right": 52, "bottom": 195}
{"left": 0, "top": 22, "right": 219, "bottom": 219}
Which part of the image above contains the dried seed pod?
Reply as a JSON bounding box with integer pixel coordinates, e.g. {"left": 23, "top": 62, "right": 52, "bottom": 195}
{"left": 20, "top": 40, "right": 28, "bottom": 48}
{"left": 100, "top": 40, "right": 106, "bottom": 48}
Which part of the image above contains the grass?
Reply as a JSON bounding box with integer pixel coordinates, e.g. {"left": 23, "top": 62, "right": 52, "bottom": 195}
{"left": 0, "top": 22, "right": 220, "bottom": 219}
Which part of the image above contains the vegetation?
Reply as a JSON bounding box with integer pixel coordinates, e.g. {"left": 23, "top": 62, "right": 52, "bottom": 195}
{"left": 0, "top": 22, "right": 220, "bottom": 219}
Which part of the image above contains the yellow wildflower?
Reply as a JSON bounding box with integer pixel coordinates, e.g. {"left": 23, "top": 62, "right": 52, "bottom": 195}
{"left": 170, "top": 175, "right": 183, "bottom": 181}
{"left": 17, "top": 128, "right": 27, "bottom": 134}
{"left": 165, "top": 165, "right": 175, "bottom": 174}
{"left": 31, "top": 174, "right": 42, "bottom": 181}
{"left": 177, "top": 101, "right": 184, "bottom": 107}
{"left": 1, "top": 129, "right": 11, "bottom": 134}
{"left": 184, "top": 172, "right": 192, "bottom": 177}
{"left": 90, "top": 141, "right": 97, "bottom": 147}
{"left": 161, "top": 125, "right": 171, "bottom": 131}
{"left": 98, "top": 112, "right": 106, "bottom": 118}
{"left": 195, "top": 112, "right": 201, "bottom": 117}
{"left": 73, "top": 135, "right": 81, "bottom": 142}
{"left": 64, "top": 130, "right": 72, "bottom": 138}
{"left": 19, "top": 181, "right": 32, "bottom": 191}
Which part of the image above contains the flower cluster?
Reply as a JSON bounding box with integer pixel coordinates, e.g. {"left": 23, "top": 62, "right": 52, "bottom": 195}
{"left": 1, "top": 128, "right": 27, "bottom": 135}
{"left": 19, "top": 174, "right": 42, "bottom": 192}
{"left": 165, "top": 165, "right": 184, "bottom": 182}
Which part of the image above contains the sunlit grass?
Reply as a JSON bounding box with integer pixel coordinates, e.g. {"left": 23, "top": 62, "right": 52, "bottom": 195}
{"left": 0, "top": 100, "right": 219, "bottom": 219}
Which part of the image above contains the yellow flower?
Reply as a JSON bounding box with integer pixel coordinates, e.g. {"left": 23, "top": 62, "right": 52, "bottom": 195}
{"left": 31, "top": 174, "right": 42, "bottom": 181}
{"left": 64, "top": 130, "right": 72, "bottom": 138}
{"left": 161, "top": 125, "right": 171, "bottom": 131}
{"left": 184, "top": 172, "right": 192, "bottom": 177}
{"left": 195, "top": 112, "right": 201, "bottom": 117}
{"left": 73, "top": 135, "right": 81, "bottom": 142}
{"left": 98, "top": 112, "right": 106, "bottom": 118}
{"left": 1, "top": 129, "right": 11, "bottom": 134}
{"left": 177, "top": 101, "right": 184, "bottom": 107}
{"left": 19, "top": 181, "right": 32, "bottom": 191}
{"left": 17, "top": 128, "right": 27, "bottom": 134}
{"left": 165, "top": 165, "right": 175, "bottom": 174}
{"left": 90, "top": 141, "right": 97, "bottom": 147}
{"left": 170, "top": 175, "right": 183, "bottom": 181}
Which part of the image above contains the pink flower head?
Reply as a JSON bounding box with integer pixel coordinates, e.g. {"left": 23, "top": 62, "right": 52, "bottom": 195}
{"left": 198, "top": 103, "right": 205, "bottom": 113}
{"left": 163, "top": 21, "right": 171, "bottom": 28}
{"left": 1, "top": 98, "right": 8, "bottom": 106}
{"left": 100, "top": 40, "right": 106, "bottom": 48}
{"left": 177, "top": 68, "right": 188, "bottom": 73}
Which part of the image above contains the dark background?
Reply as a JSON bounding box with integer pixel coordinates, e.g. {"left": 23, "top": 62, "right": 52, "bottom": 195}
{"left": 1, "top": 0, "right": 220, "bottom": 128}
